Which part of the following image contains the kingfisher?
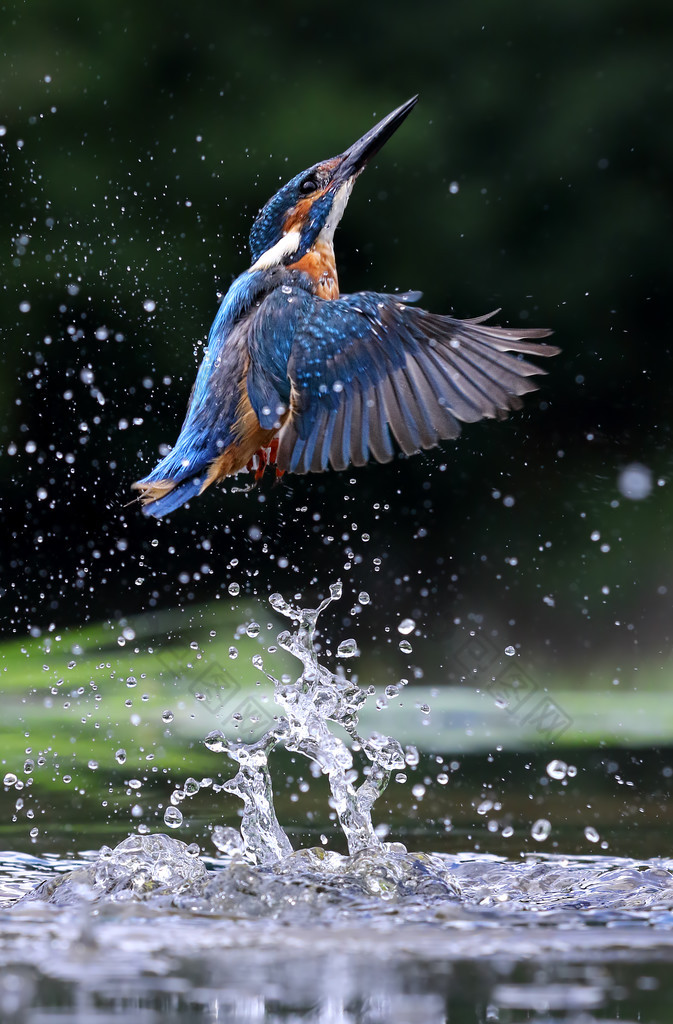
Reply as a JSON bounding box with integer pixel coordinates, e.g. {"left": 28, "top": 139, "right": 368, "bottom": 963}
{"left": 133, "top": 96, "right": 558, "bottom": 517}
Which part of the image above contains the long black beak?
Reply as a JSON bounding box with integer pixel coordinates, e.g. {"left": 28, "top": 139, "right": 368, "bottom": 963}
{"left": 334, "top": 95, "right": 418, "bottom": 184}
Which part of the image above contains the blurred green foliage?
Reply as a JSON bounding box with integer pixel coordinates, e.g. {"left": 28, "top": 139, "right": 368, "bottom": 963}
{"left": 1, "top": 607, "right": 672, "bottom": 857}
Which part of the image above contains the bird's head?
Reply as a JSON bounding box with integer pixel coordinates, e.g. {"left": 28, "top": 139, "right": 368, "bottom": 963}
{"left": 248, "top": 96, "right": 418, "bottom": 271}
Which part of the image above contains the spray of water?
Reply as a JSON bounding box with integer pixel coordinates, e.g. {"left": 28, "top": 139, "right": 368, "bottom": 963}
{"left": 204, "top": 582, "right": 406, "bottom": 863}
{"left": 22, "top": 584, "right": 465, "bottom": 913}
{"left": 20, "top": 586, "right": 673, "bottom": 936}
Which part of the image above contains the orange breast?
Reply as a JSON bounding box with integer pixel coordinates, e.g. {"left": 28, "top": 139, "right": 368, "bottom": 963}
{"left": 288, "top": 241, "right": 339, "bottom": 300}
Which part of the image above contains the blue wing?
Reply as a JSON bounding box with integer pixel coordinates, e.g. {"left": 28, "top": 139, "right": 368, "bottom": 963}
{"left": 275, "top": 292, "right": 558, "bottom": 474}
{"left": 134, "top": 272, "right": 557, "bottom": 516}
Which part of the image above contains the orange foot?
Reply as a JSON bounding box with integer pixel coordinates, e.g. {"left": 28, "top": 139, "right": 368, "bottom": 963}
{"left": 246, "top": 438, "right": 284, "bottom": 481}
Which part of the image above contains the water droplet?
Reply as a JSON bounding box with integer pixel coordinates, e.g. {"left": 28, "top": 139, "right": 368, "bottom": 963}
{"left": 183, "top": 777, "right": 199, "bottom": 796}
{"left": 252, "top": 653, "right": 264, "bottom": 669}
{"left": 228, "top": 582, "right": 240, "bottom": 596}
{"left": 143, "top": 298, "right": 156, "bottom": 312}
{"left": 115, "top": 749, "right": 126, "bottom": 764}
{"left": 228, "top": 646, "right": 238, "bottom": 659}
{"left": 618, "top": 462, "right": 652, "bottom": 500}
{"left": 358, "top": 591, "right": 370, "bottom": 605}
{"left": 246, "top": 621, "right": 260, "bottom": 638}
{"left": 269, "top": 592, "right": 291, "bottom": 614}
{"left": 546, "top": 759, "right": 568, "bottom": 780}
{"left": 398, "top": 639, "right": 412, "bottom": 654}
{"left": 204, "top": 729, "right": 227, "bottom": 753}
{"left": 337, "top": 638, "right": 359, "bottom": 658}
{"left": 398, "top": 618, "right": 415, "bottom": 635}
{"left": 3, "top": 773, "right": 17, "bottom": 787}
{"left": 584, "top": 826, "right": 600, "bottom": 843}
{"left": 164, "top": 806, "right": 183, "bottom": 828}
{"left": 504, "top": 645, "right": 516, "bottom": 657}
{"left": 531, "top": 818, "right": 551, "bottom": 841}
{"left": 162, "top": 710, "right": 174, "bottom": 724}
{"left": 404, "top": 745, "right": 419, "bottom": 767}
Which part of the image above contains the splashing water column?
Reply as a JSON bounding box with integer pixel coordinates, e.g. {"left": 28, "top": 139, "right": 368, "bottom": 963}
{"left": 206, "top": 582, "right": 406, "bottom": 859}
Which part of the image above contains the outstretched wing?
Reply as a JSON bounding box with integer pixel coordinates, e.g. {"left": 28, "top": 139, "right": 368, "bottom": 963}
{"left": 276, "top": 292, "right": 559, "bottom": 474}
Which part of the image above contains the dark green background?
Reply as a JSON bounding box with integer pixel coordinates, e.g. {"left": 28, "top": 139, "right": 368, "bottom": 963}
{"left": 2, "top": 0, "right": 672, "bottom": 679}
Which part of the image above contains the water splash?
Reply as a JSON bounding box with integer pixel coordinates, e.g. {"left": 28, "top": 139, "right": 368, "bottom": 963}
{"left": 11, "top": 583, "right": 673, "bottom": 1024}
{"left": 205, "top": 582, "right": 406, "bottom": 862}
{"left": 9, "top": 842, "right": 673, "bottom": 1024}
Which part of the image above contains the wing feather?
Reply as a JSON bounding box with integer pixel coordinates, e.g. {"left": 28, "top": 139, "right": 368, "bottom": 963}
{"left": 403, "top": 364, "right": 438, "bottom": 447}
{"left": 418, "top": 344, "right": 492, "bottom": 421}
{"left": 275, "top": 291, "right": 558, "bottom": 475}
{"left": 334, "top": 396, "right": 353, "bottom": 472}
{"left": 381, "top": 375, "right": 418, "bottom": 455}
{"left": 448, "top": 338, "right": 542, "bottom": 393}
{"left": 349, "top": 389, "right": 367, "bottom": 468}
{"left": 316, "top": 408, "right": 338, "bottom": 472}
{"left": 367, "top": 389, "right": 395, "bottom": 463}
{"left": 404, "top": 355, "right": 462, "bottom": 439}
{"left": 304, "top": 407, "right": 326, "bottom": 472}
{"left": 438, "top": 345, "right": 520, "bottom": 415}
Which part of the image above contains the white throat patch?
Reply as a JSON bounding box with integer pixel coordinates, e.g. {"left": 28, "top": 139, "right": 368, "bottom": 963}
{"left": 249, "top": 229, "right": 301, "bottom": 271}
{"left": 248, "top": 181, "right": 353, "bottom": 272}
{"left": 318, "top": 181, "right": 354, "bottom": 245}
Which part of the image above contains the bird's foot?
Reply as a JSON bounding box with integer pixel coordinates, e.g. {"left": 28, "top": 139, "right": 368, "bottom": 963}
{"left": 246, "top": 438, "right": 284, "bottom": 481}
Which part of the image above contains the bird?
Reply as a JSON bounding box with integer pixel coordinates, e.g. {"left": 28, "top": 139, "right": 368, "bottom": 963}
{"left": 133, "top": 96, "right": 558, "bottom": 517}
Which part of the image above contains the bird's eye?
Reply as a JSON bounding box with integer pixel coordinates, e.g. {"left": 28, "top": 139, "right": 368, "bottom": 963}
{"left": 299, "top": 177, "right": 319, "bottom": 195}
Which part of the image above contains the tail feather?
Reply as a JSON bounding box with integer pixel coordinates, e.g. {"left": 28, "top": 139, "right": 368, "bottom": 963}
{"left": 132, "top": 475, "right": 205, "bottom": 518}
